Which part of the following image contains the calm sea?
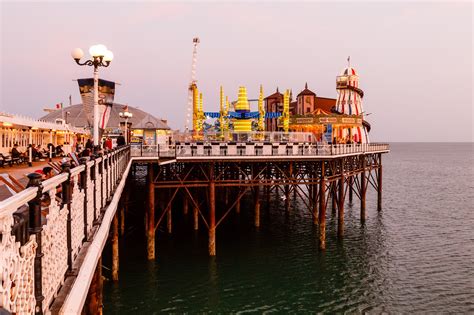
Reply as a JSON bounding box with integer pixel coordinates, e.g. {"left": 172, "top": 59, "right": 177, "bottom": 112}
{"left": 103, "top": 143, "right": 474, "bottom": 313}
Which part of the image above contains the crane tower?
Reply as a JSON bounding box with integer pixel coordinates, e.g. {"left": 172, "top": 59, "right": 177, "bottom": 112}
{"left": 185, "top": 37, "right": 200, "bottom": 132}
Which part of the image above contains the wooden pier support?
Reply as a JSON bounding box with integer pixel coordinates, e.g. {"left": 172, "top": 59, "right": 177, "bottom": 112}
{"left": 254, "top": 186, "right": 260, "bottom": 228}
{"left": 120, "top": 206, "right": 125, "bottom": 236}
{"left": 235, "top": 188, "right": 241, "bottom": 214}
{"left": 377, "top": 154, "right": 383, "bottom": 211}
{"left": 112, "top": 213, "right": 119, "bottom": 281}
{"left": 348, "top": 176, "right": 353, "bottom": 204}
{"left": 85, "top": 257, "right": 103, "bottom": 315}
{"left": 312, "top": 183, "right": 318, "bottom": 225}
{"left": 331, "top": 183, "right": 337, "bottom": 214}
{"left": 360, "top": 158, "right": 367, "bottom": 222}
{"left": 286, "top": 162, "right": 293, "bottom": 211}
{"left": 338, "top": 175, "right": 345, "bottom": 237}
{"left": 318, "top": 162, "right": 327, "bottom": 250}
{"left": 183, "top": 193, "right": 189, "bottom": 215}
{"left": 209, "top": 174, "right": 216, "bottom": 256}
{"left": 147, "top": 164, "right": 155, "bottom": 260}
{"left": 167, "top": 206, "right": 172, "bottom": 234}
{"left": 121, "top": 188, "right": 128, "bottom": 236}
{"left": 193, "top": 204, "right": 199, "bottom": 230}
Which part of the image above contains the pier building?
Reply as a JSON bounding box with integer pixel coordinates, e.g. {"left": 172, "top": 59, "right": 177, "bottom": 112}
{"left": 40, "top": 103, "right": 171, "bottom": 146}
{"left": 0, "top": 112, "right": 87, "bottom": 155}
{"left": 263, "top": 64, "right": 370, "bottom": 144}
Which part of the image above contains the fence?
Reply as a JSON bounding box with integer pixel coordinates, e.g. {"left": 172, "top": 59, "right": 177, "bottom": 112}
{"left": 131, "top": 142, "right": 390, "bottom": 158}
{"left": 0, "top": 146, "right": 130, "bottom": 314}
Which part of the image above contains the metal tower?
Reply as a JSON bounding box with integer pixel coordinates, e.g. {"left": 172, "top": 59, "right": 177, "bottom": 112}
{"left": 185, "top": 37, "right": 200, "bottom": 132}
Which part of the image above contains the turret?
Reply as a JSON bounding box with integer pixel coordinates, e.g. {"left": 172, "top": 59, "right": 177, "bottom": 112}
{"left": 335, "top": 57, "right": 369, "bottom": 143}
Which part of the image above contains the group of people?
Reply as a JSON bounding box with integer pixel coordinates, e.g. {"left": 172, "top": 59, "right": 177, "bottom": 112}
{"left": 9, "top": 143, "right": 66, "bottom": 163}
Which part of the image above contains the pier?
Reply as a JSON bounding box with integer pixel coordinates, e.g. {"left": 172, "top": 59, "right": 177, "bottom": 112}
{"left": 0, "top": 137, "right": 388, "bottom": 314}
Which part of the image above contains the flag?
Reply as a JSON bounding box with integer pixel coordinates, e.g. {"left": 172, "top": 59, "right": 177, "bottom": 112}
{"left": 56, "top": 103, "right": 63, "bottom": 109}
{"left": 77, "top": 78, "right": 115, "bottom": 129}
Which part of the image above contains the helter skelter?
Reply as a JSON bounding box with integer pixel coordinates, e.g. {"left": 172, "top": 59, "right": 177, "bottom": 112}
{"left": 335, "top": 57, "right": 370, "bottom": 143}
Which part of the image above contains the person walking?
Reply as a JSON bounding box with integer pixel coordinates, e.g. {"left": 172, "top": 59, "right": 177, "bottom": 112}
{"left": 116, "top": 133, "right": 126, "bottom": 147}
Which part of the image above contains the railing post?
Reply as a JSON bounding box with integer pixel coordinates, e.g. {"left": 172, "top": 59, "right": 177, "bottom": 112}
{"left": 26, "top": 172, "right": 44, "bottom": 315}
{"left": 140, "top": 142, "right": 143, "bottom": 157}
{"left": 99, "top": 159, "right": 104, "bottom": 210}
{"left": 104, "top": 155, "right": 110, "bottom": 201}
{"left": 80, "top": 157, "right": 89, "bottom": 239}
{"left": 90, "top": 157, "right": 97, "bottom": 224}
{"left": 61, "top": 162, "right": 73, "bottom": 272}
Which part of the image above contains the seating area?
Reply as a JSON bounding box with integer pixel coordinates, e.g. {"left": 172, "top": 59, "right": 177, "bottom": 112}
{"left": 0, "top": 144, "right": 70, "bottom": 167}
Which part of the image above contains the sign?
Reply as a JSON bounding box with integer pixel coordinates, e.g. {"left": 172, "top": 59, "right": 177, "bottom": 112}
{"left": 130, "top": 136, "right": 142, "bottom": 143}
{"left": 77, "top": 78, "right": 116, "bottom": 130}
{"left": 295, "top": 117, "right": 314, "bottom": 124}
{"left": 341, "top": 118, "right": 356, "bottom": 124}
{"left": 319, "top": 117, "right": 337, "bottom": 123}
{"left": 289, "top": 114, "right": 363, "bottom": 126}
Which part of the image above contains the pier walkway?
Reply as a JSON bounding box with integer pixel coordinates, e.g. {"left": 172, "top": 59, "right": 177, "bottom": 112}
{"left": 0, "top": 141, "right": 388, "bottom": 314}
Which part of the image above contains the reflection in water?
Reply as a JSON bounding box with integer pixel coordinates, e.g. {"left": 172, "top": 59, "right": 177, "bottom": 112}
{"left": 103, "top": 143, "right": 474, "bottom": 313}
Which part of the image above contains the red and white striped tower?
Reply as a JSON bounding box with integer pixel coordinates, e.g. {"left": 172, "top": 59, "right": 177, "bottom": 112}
{"left": 335, "top": 57, "right": 369, "bottom": 143}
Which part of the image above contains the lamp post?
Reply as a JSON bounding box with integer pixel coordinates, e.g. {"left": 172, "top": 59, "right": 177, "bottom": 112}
{"left": 119, "top": 109, "right": 133, "bottom": 144}
{"left": 71, "top": 44, "right": 114, "bottom": 146}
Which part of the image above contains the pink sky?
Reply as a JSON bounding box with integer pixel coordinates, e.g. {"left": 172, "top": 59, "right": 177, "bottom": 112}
{"left": 1, "top": 1, "right": 472, "bottom": 142}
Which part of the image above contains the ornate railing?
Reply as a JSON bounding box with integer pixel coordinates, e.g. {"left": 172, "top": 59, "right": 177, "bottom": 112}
{"left": 0, "top": 146, "right": 130, "bottom": 314}
{"left": 131, "top": 142, "right": 390, "bottom": 158}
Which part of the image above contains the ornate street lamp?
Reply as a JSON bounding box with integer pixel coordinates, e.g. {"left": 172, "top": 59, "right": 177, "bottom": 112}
{"left": 119, "top": 108, "right": 133, "bottom": 144}
{"left": 71, "top": 44, "right": 114, "bottom": 146}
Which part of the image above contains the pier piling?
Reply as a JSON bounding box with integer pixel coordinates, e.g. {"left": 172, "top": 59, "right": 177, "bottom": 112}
{"left": 312, "top": 182, "right": 318, "bottom": 225}
{"left": 360, "top": 159, "right": 367, "bottom": 222}
{"left": 377, "top": 153, "right": 383, "bottom": 211}
{"left": 147, "top": 164, "right": 155, "bottom": 260}
{"left": 318, "top": 162, "right": 327, "bottom": 250}
{"left": 348, "top": 176, "right": 353, "bottom": 204}
{"left": 235, "top": 188, "right": 241, "bottom": 214}
{"left": 193, "top": 203, "right": 199, "bottom": 230}
{"left": 112, "top": 214, "right": 119, "bottom": 281}
{"left": 338, "top": 174, "right": 345, "bottom": 237}
{"left": 254, "top": 186, "right": 260, "bottom": 228}
{"left": 183, "top": 193, "right": 189, "bottom": 215}
{"left": 209, "top": 171, "right": 216, "bottom": 256}
{"left": 85, "top": 257, "right": 103, "bottom": 314}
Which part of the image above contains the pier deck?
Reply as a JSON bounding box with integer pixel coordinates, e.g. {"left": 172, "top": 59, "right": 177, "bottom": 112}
{"left": 0, "top": 142, "right": 388, "bottom": 314}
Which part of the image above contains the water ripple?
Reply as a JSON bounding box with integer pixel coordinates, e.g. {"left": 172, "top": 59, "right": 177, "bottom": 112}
{"left": 103, "top": 143, "right": 474, "bottom": 314}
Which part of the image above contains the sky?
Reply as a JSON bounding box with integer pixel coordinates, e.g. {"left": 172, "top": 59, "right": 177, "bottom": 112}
{"left": 1, "top": 1, "right": 472, "bottom": 142}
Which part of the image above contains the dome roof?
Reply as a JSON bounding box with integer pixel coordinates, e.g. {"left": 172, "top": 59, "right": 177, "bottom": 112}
{"left": 39, "top": 103, "right": 170, "bottom": 130}
{"left": 341, "top": 67, "right": 358, "bottom": 76}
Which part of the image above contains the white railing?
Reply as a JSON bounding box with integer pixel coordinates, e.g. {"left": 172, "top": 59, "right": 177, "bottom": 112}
{"left": 131, "top": 142, "right": 390, "bottom": 158}
{"left": 0, "top": 146, "right": 130, "bottom": 314}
